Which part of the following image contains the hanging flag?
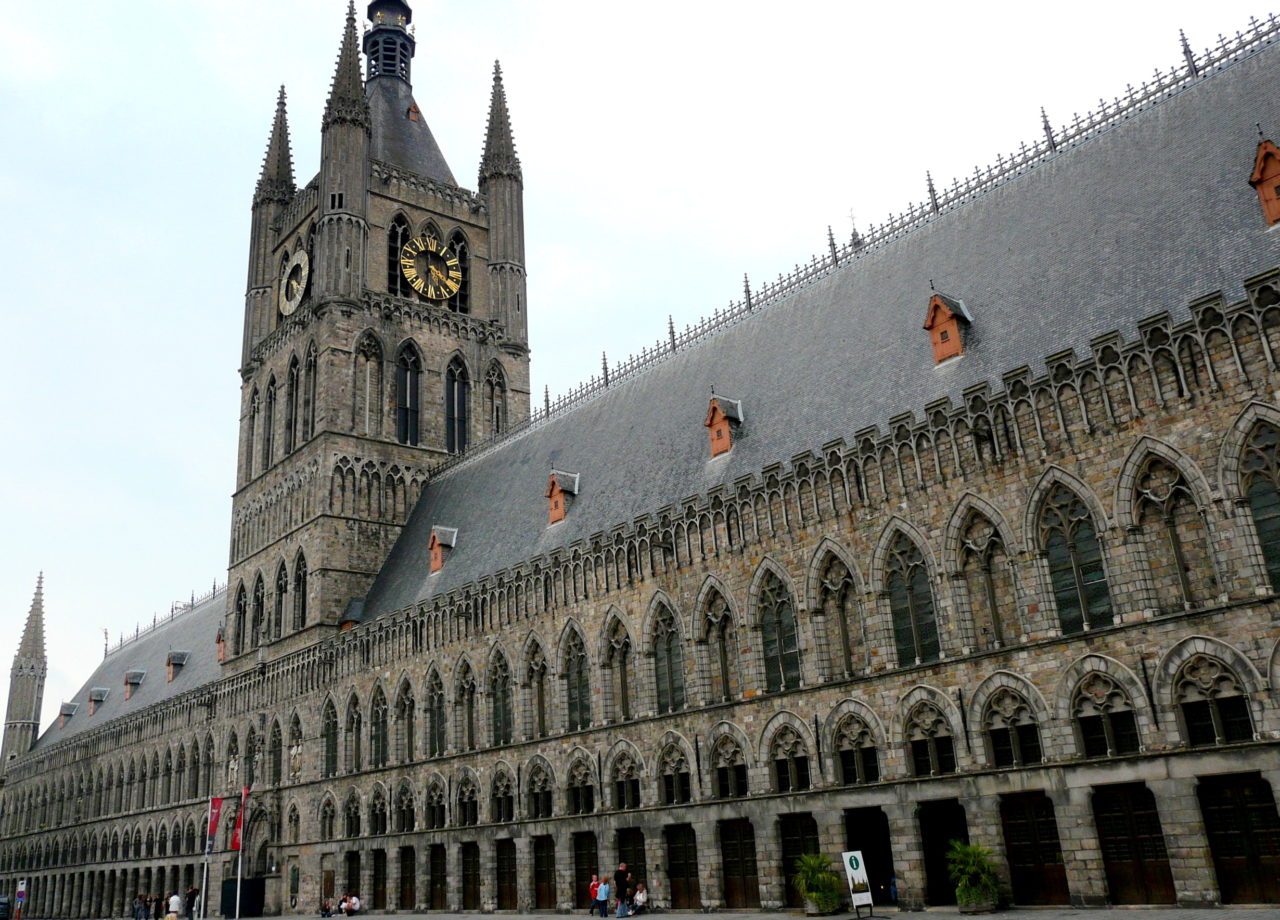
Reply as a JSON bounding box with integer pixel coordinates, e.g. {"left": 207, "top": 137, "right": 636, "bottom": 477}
{"left": 230, "top": 786, "right": 249, "bottom": 851}
{"left": 205, "top": 797, "right": 224, "bottom": 855}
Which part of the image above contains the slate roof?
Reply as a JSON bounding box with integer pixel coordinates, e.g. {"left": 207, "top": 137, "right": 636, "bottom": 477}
{"left": 32, "top": 589, "right": 225, "bottom": 749}
{"left": 368, "top": 77, "right": 456, "bottom": 186}
{"left": 362, "top": 35, "right": 1280, "bottom": 617}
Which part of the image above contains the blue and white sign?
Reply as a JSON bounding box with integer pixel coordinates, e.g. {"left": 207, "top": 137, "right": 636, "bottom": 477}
{"left": 841, "top": 851, "right": 873, "bottom": 908}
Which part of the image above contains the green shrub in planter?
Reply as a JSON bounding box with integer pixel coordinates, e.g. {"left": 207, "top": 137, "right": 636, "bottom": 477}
{"left": 793, "top": 852, "right": 843, "bottom": 914}
{"left": 946, "top": 840, "right": 1001, "bottom": 908}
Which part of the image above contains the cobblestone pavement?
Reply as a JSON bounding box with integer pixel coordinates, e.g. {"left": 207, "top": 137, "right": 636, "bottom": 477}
{"left": 298, "top": 910, "right": 1280, "bottom": 920}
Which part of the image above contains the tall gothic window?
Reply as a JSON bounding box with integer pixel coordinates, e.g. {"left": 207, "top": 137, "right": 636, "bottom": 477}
{"left": 527, "top": 645, "right": 548, "bottom": 738}
{"left": 484, "top": 363, "right": 507, "bottom": 437}
{"left": 612, "top": 753, "right": 641, "bottom": 809}
{"left": 820, "top": 556, "right": 859, "bottom": 677}
{"left": 344, "top": 699, "right": 363, "bottom": 773}
{"left": 424, "top": 783, "right": 446, "bottom": 829}
{"left": 456, "top": 664, "right": 477, "bottom": 752}
{"left": 527, "top": 764, "right": 554, "bottom": 819}
{"left": 1073, "top": 673, "right": 1141, "bottom": 757}
{"left": 369, "top": 789, "right": 388, "bottom": 836}
{"left": 395, "top": 345, "right": 421, "bottom": 446}
{"left": 445, "top": 231, "right": 469, "bottom": 314}
{"left": 268, "top": 721, "right": 282, "bottom": 786}
{"left": 567, "top": 760, "right": 595, "bottom": 815}
{"left": 292, "top": 553, "right": 307, "bottom": 630}
{"left": 770, "top": 726, "right": 811, "bottom": 792}
{"left": 369, "top": 688, "right": 388, "bottom": 768}
{"left": 905, "top": 701, "right": 956, "bottom": 776}
{"left": 262, "top": 376, "right": 276, "bottom": 469}
{"left": 959, "top": 513, "right": 1015, "bottom": 648}
{"left": 1241, "top": 422, "right": 1280, "bottom": 590}
{"left": 606, "top": 620, "right": 632, "bottom": 722}
{"left": 395, "top": 681, "right": 416, "bottom": 762}
{"left": 659, "top": 746, "right": 693, "bottom": 804}
{"left": 285, "top": 356, "right": 299, "bottom": 454}
{"left": 353, "top": 334, "right": 383, "bottom": 437}
{"left": 564, "top": 631, "right": 591, "bottom": 731}
{"left": 491, "top": 772, "right": 515, "bottom": 823}
{"left": 456, "top": 778, "right": 479, "bottom": 826}
{"left": 1174, "top": 655, "right": 1253, "bottom": 746}
{"left": 319, "top": 799, "right": 336, "bottom": 839}
{"left": 251, "top": 576, "right": 265, "bottom": 650}
{"left": 387, "top": 215, "right": 412, "bottom": 297}
{"left": 759, "top": 572, "right": 801, "bottom": 692}
{"left": 704, "top": 591, "right": 739, "bottom": 701}
{"left": 834, "top": 716, "right": 879, "bottom": 785}
{"left": 273, "top": 563, "right": 287, "bottom": 640}
{"left": 445, "top": 357, "right": 470, "bottom": 454}
{"left": 490, "top": 655, "right": 513, "bottom": 746}
{"left": 712, "top": 738, "right": 748, "bottom": 799}
{"left": 233, "top": 585, "right": 247, "bottom": 656}
{"left": 426, "top": 672, "right": 447, "bottom": 757}
{"left": 1135, "top": 457, "right": 1213, "bottom": 610}
{"left": 886, "top": 533, "right": 940, "bottom": 665}
{"left": 344, "top": 793, "right": 361, "bottom": 837}
{"left": 321, "top": 701, "right": 338, "bottom": 777}
{"left": 1040, "top": 483, "right": 1112, "bottom": 633}
{"left": 982, "top": 688, "right": 1042, "bottom": 767}
{"left": 246, "top": 387, "right": 259, "bottom": 479}
{"left": 395, "top": 784, "right": 415, "bottom": 832}
{"left": 653, "top": 604, "right": 686, "bottom": 713}
{"left": 302, "top": 343, "right": 317, "bottom": 441}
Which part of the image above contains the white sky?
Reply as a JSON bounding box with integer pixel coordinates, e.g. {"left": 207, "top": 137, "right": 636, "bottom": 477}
{"left": 0, "top": 0, "right": 1270, "bottom": 732}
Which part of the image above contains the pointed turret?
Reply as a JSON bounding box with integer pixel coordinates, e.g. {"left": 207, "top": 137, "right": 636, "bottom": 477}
{"left": 323, "top": 1, "right": 371, "bottom": 134}
{"left": 480, "top": 61, "right": 528, "bottom": 349}
{"left": 254, "top": 86, "right": 295, "bottom": 207}
{"left": 2, "top": 574, "right": 48, "bottom": 766}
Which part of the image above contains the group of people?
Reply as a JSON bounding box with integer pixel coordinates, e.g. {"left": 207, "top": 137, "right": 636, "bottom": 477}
{"left": 320, "top": 892, "right": 360, "bottom": 917}
{"left": 131, "top": 889, "right": 197, "bottom": 920}
{"left": 587, "top": 862, "right": 648, "bottom": 918}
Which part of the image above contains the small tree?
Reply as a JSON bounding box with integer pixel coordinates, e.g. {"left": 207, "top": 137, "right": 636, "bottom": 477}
{"left": 946, "top": 840, "right": 1001, "bottom": 907}
{"left": 793, "top": 852, "right": 843, "bottom": 914}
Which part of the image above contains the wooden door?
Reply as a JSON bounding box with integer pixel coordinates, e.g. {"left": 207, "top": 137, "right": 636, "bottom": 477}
{"left": 495, "top": 840, "right": 517, "bottom": 910}
{"left": 533, "top": 836, "right": 556, "bottom": 909}
{"left": 616, "top": 828, "right": 647, "bottom": 887}
{"left": 371, "top": 849, "right": 386, "bottom": 909}
{"left": 1092, "top": 783, "right": 1175, "bottom": 904}
{"left": 1198, "top": 773, "right": 1280, "bottom": 904}
{"left": 428, "top": 844, "right": 446, "bottom": 910}
{"left": 779, "top": 813, "right": 820, "bottom": 908}
{"left": 1000, "top": 793, "right": 1069, "bottom": 905}
{"left": 719, "top": 819, "right": 761, "bottom": 908}
{"left": 396, "top": 847, "right": 415, "bottom": 910}
{"left": 664, "top": 824, "right": 701, "bottom": 908}
{"left": 321, "top": 869, "right": 334, "bottom": 902}
{"left": 460, "top": 842, "right": 480, "bottom": 909}
{"left": 844, "top": 807, "right": 896, "bottom": 906}
{"left": 918, "top": 799, "right": 968, "bottom": 906}
{"left": 572, "top": 832, "right": 599, "bottom": 909}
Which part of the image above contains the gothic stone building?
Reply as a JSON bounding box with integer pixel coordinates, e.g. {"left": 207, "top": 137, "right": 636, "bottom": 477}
{"left": 4, "top": 3, "right": 1280, "bottom": 916}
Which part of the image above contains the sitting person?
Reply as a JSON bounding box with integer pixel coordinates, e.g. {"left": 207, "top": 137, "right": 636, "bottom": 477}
{"left": 630, "top": 882, "right": 648, "bottom": 915}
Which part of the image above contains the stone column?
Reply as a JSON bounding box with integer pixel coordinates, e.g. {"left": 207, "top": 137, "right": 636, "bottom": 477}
{"left": 513, "top": 836, "right": 533, "bottom": 912}
{"left": 444, "top": 839, "right": 460, "bottom": 910}
{"left": 555, "top": 831, "right": 574, "bottom": 912}
{"left": 757, "top": 813, "right": 785, "bottom": 910}
{"left": 1055, "top": 783, "right": 1108, "bottom": 906}
{"left": 1149, "top": 776, "right": 1218, "bottom": 906}
{"left": 883, "top": 799, "right": 924, "bottom": 910}
{"left": 479, "top": 831, "right": 497, "bottom": 912}
{"left": 692, "top": 817, "right": 722, "bottom": 911}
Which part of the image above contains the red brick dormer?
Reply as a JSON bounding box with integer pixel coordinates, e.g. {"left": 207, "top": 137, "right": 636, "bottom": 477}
{"left": 547, "top": 470, "right": 580, "bottom": 524}
{"left": 428, "top": 525, "right": 458, "bottom": 573}
{"left": 923, "top": 292, "right": 972, "bottom": 364}
{"left": 705, "top": 396, "right": 743, "bottom": 458}
{"left": 1250, "top": 139, "right": 1280, "bottom": 226}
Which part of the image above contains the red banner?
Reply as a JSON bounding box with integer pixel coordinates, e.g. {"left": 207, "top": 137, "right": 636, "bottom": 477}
{"left": 230, "top": 786, "right": 249, "bottom": 851}
{"left": 205, "top": 797, "right": 223, "bottom": 855}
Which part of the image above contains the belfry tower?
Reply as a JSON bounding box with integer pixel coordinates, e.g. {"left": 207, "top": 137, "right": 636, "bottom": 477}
{"left": 226, "top": 0, "right": 530, "bottom": 667}
{"left": 1, "top": 575, "right": 47, "bottom": 767}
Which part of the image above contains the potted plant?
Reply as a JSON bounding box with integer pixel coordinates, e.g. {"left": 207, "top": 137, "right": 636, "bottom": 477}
{"left": 946, "top": 840, "right": 1001, "bottom": 913}
{"left": 793, "top": 852, "right": 843, "bottom": 915}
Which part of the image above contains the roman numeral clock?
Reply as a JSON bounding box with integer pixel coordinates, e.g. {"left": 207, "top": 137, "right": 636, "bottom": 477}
{"left": 399, "top": 235, "right": 462, "bottom": 300}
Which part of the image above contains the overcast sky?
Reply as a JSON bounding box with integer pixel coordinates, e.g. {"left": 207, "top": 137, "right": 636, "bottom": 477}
{"left": 0, "top": 0, "right": 1269, "bottom": 731}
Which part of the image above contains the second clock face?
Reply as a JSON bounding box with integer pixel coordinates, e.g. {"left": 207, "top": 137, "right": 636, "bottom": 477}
{"left": 399, "top": 235, "right": 462, "bottom": 301}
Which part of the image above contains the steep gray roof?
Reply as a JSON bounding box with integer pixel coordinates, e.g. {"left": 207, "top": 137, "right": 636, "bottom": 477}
{"left": 363, "top": 35, "right": 1280, "bottom": 618}
{"left": 368, "top": 78, "right": 456, "bottom": 185}
{"left": 33, "top": 590, "right": 225, "bottom": 749}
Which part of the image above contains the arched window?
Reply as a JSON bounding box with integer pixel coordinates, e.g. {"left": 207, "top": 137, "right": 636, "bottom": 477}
{"left": 484, "top": 363, "right": 507, "bottom": 437}
{"left": 424, "top": 783, "right": 446, "bottom": 829}
{"left": 394, "top": 783, "right": 415, "bottom": 832}
{"left": 287, "top": 807, "right": 300, "bottom": 844}
{"left": 369, "top": 688, "right": 388, "bottom": 768}
{"left": 268, "top": 721, "right": 282, "bottom": 786}
{"left": 447, "top": 231, "right": 469, "bottom": 313}
{"left": 1241, "top": 422, "right": 1280, "bottom": 589}
{"left": 319, "top": 799, "right": 336, "bottom": 839}
{"left": 611, "top": 753, "right": 641, "bottom": 809}
{"left": 233, "top": 585, "right": 247, "bottom": 656}
{"left": 566, "top": 760, "right": 595, "bottom": 815}
{"left": 712, "top": 738, "right": 748, "bottom": 799}
{"left": 273, "top": 563, "right": 287, "bottom": 640}
{"left": 285, "top": 356, "right": 300, "bottom": 454}
{"left": 445, "top": 357, "right": 470, "bottom": 453}
{"left": 770, "top": 726, "right": 811, "bottom": 792}
{"left": 834, "top": 716, "right": 879, "bottom": 785}
{"left": 456, "top": 664, "right": 477, "bottom": 751}
{"left": 246, "top": 386, "right": 260, "bottom": 480}
{"left": 395, "top": 681, "right": 416, "bottom": 762}
{"left": 456, "top": 777, "right": 479, "bottom": 826}
{"left": 658, "top": 746, "right": 692, "bottom": 804}
{"left": 759, "top": 572, "right": 801, "bottom": 692}
{"left": 653, "top": 604, "right": 686, "bottom": 713}
{"left": 905, "top": 701, "right": 956, "bottom": 776}
{"left": 344, "top": 699, "right": 363, "bottom": 773}
{"left": 705, "top": 591, "right": 739, "bottom": 701}
{"left": 322, "top": 706, "right": 337, "bottom": 777}
{"left": 251, "top": 575, "right": 265, "bottom": 650}
{"left": 292, "top": 553, "right": 308, "bottom": 630}
{"left": 344, "top": 794, "right": 361, "bottom": 837}
{"left": 242, "top": 730, "right": 256, "bottom": 788}
{"left": 1039, "top": 484, "right": 1112, "bottom": 634}
{"left": 820, "top": 556, "right": 859, "bottom": 677}
{"left": 262, "top": 377, "right": 276, "bottom": 469}
{"left": 394, "top": 345, "right": 421, "bottom": 445}
{"left": 489, "top": 655, "right": 513, "bottom": 746}
{"left": 982, "top": 688, "right": 1042, "bottom": 767}
{"left": 426, "top": 673, "right": 446, "bottom": 757}
{"left": 959, "top": 514, "right": 1015, "bottom": 648}
{"left": 491, "top": 772, "right": 515, "bottom": 823}
{"left": 1134, "top": 457, "right": 1213, "bottom": 610}
{"left": 1073, "top": 673, "right": 1140, "bottom": 757}
{"left": 1174, "top": 655, "right": 1254, "bottom": 746}
{"left": 527, "top": 645, "right": 548, "bottom": 738}
{"left": 606, "top": 619, "right": 632, "bottom": 722}
{"left": 387, "top": 215, "right": 412, "bottom": 297}
{"left": 353, "top": 333, "right": 383, "bottom": 437}
{"left": 527, "top": 765, "right": 553, "bottom": 819}
{"left": 369, "top": 788, "right": 387, "bottom": 836}
{"left": 886, "top": 533, "right": 940, "bottom": 665}
{"left": 564, "top": 631, "right": 590, "bottom": 731}
{"left": 302, "top": 343, "right": 317, "bottom": 441}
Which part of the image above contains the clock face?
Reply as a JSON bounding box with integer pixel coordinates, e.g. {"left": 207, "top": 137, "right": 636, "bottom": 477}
{"left": 399, "top": 235, "right": 462, "bottom": 301}
{"left": 279, "top": 250, "right": 310, "bottom": 316}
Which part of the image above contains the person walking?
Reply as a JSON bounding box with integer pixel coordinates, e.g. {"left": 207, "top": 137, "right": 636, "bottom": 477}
{"left": 184, "top": 886, "right": 198, "bottom": 920}
{"left": 166, "top": 891, "right": 182, "bottom": 920}
{"left": 587, "top": 874, "right": 600, "bottom": 915}
{"left": 594, "top": 879, "right": 610, "bottom": 918}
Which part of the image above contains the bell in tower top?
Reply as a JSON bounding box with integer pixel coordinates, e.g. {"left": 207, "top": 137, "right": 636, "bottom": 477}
{"left": 364, "top": 0, "right": 415, "bottom": 84}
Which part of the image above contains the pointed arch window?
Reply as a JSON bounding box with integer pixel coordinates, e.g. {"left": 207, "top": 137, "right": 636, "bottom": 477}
{"left": 353, "top": 334, "right": 383, "bottom": 437}
{"left": 1174, "top": 654, "right": 1254, "bottom": 746}
{"left": 485, "top": 363, "right": 507, "bottom": 437}
{"left": 273, "top": 563, "right": 288, "bottom": 640}
{"left": 445, "top": 357, "right": 470, "bottom": 454}
{"left": 567, "top": 760, "right": 595, "bottom": 814}
{"left": 1241, "top": 422, "right": 1280, "bottom": 590}
{"left": 759, "top": 573, "right": 801, "bottom": 692}
{"left": 370, "top": 688, "right": 388, "bottom": 768}
{"left": 1073, "top": 673, "right": 1140, "bottom": 757}
{"left": 285, "top": 356, "right": 300, "bottom": 453}
{"left": 457, "top": 778, "right": 479, "bottom": 826}
{"left": 424, "top": 783, "right": 446, "bottom": 829}
{"left": 564, "top": 631, "right": 591, "bottom": 731}
{"left": 447, "top": 232, "right": 469, "bottom": 313}
{"left": 1039, "top": 484, "right": 1112, "bottom": 634}
{"left": 770, "top": 726, "right": 811, "bottom": 792}
{"left": 1135, "top": 457, "right": 1213, "bottom": 610}
{"left": 653, "top": 604, "right": 686, "bottom": 713}
{"left": 611, "top": 754, "right": 641, "bottom": 809}
{"left": 527, "top": 765, "right": 554, "bottom": 819}
{"left": 834, "top": 716, "right": 879, "bottom": 785}
{"left": 886, "top": 533, "right": 940, "bottom": 665}
{"left": 712, "top": 738, "right": 748, "bottom": 799}
{"left": 606, "top": 620, "right": 632, "bottom": 722}
{"left": 263, "top": 376, "right": 276, "bottom": 468}
{"left": 395, "top": 783, "right": 415, "bottom": 832}
{"left": 319, "top": 799, "right": 336, "bottom": 839}
{"left": 251, "top": 575, "right": 265, "bottom": 650}
{"left": 369, "top": 788, "right": 388, "bottom": 836}
{"left": 246, "top": 387, "right": 260, "bottom": 480}
{"left": 905, "top": 701, "right": 956, "bottom": 776}
{"left": 456, "top": 665, "right": 477, "bottom": 751}
{"left": 395, "top": 682, "right": 416, "bottom": 762}
{"left": 344, "top": 794, "right": 361, "bottom": 837}
{"left": 490, "top": 655, "right": 513, "bottom": 746}
{"left": 820, "top": 556, "right": 859, "bottom": 677}
{"left": 426, "top": 673, "right": 447, "bottom": 757}
{"left": 959, "top": 514, "right": 1014, "bottom": 649}
{"left": 527, "top": 647, "right": 549, "bottom": 738}
{"left": 344, "top": 700, "right": 363, "bottom": 773}
{"left": 659, "top": 746, "right": 693, "bottom": 804}
{"left": 982, "top": 688, "right": 1042, "bottom": 767}
{"left": 705, "top": 592, "right": 738, "bottom": 701}
{"left": 302, "top": 343, "right": 317, "bottom": 441}
{"left": 395, "top": 345, "right": 421, "bottom": 445}
{"left": 292, "top": 553, "right": 308, "bottom": 630}
{"left": 233, "top": 585, "right": 247, "bottom": 656}
{"left": 268, "top": 721, "right": 283, "bottom": 786}
{"left": 388, "top": 215, "right": 413, "bottom": 297}
{"left": 491, "top": 772, "right": 515, "bottom": 823}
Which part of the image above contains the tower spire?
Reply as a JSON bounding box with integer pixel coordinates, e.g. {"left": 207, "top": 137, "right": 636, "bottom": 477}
{"left": 2, "top": 574, "right": 48, "bottom": 765}
{"left": 254, "top": 86, "right": 295, "bottom": 206}
{"left": 324, "top": 1, "right": 371, "bottom": 133}
{"left": 17, "top": 573, "right": 44, "bottom": 661}
{"left": 480, "top": 61, "right": 522, "bottom": 182}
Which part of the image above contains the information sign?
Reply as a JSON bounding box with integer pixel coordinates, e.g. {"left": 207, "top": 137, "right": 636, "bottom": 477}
{"left": 841, "top": 851, "right": 874, "bottom": 908}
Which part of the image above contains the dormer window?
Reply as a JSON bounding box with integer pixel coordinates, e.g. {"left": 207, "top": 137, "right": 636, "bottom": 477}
{"left": 58, "top": 702, "right": 78, "bottom": 728}
{"left": 123, "top": 670, "right": 145, "bottom": 701}
{"left": 1250, "top": 139, "right": 1280, "bottom": 226}
{"left": 429, "top": 526, "right": 458, "bottom": 574}
{"left": 705, "top": 396, "right": 743, "bottom": 458}
{"left": 923, "top": 292, "right": 973, "bottom": 364}
{"left": 547, "top": 470, "right": 580, "bottom": 525}
{"left": 88, "top": 687, "right": 109, "bottom": 715}
{"left": 167, "top": 651, "right": 190, "bottom": 682}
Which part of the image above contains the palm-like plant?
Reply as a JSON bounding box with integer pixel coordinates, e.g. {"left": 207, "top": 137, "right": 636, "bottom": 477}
{"left": 793, "top": 852, "right": 843, "bottom": 914}
{"left": 946, "top": 840, "right": 1001, "bottom": 907}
